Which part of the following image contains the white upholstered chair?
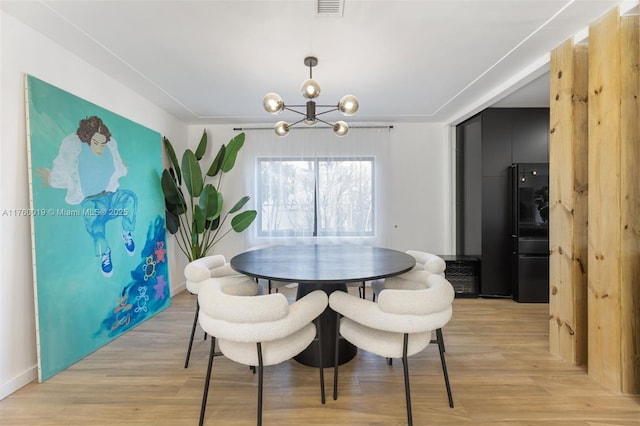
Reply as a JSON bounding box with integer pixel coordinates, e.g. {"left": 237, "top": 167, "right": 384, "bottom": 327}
{"left": 371, "top": 250, "right": 446, "bottom": 298}
{"left": 197, "top": 275, "right": 328, "bottom": 426}
{"left": 329, "top": 272, "right": 455, "bottom": 425}
{"left": 183, "top": 254, "right": 252, "bottom": 368}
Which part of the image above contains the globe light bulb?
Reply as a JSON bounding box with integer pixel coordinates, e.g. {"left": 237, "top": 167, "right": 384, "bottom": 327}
{"left": 274, "top": 121, "right": 290, "bottom": 136}
{"left": 338, "top": 95, "right": 359, "bottom": 116}
{"left": 333, "top": 121, "right": 349, "bottom": 136}
{"left": 263, "top": 92, "right": 284, "bottom": 114}
{"left": 301, "top": 79, "right": 321, "bottom": 99}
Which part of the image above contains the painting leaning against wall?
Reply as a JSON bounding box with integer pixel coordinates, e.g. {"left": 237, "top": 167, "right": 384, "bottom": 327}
{"left": 25, "top": 75, "right": 171, "bottom": 382}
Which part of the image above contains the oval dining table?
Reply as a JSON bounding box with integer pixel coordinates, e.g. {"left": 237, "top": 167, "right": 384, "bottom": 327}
{"left": 230, "top": 244, "right": 416, "bottom": 367}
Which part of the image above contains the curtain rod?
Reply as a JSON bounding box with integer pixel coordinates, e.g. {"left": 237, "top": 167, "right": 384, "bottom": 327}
{"left": 233, "top": 125, "right": 394, "bottom": 131}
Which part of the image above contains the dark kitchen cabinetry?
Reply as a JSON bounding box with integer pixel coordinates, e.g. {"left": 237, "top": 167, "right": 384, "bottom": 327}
{"left": 456, "top": 108, "right": 549, "bottom": 298}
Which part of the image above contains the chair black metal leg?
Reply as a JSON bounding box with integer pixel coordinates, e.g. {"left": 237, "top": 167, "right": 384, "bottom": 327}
{"left": 402, "top": 333, "right": 413, "bottom": 426}
{"left": 185, "top": 299, "right": 200, "bottom": 368}
{"left": 333, "top": 312, "right": 341, "bottom": 400}
{"left": 436, "top": 327, "right": 446, "bottom": 352}
{"left": 316, "top": 318, "right": 325, "bottom": 404}
{"left": 257, "top": 342, "right": 264, "bottom": 426}
{"left": 199, "top": 336, "right": 216, "bottom": 426}
{"left": 436, "top": 328, "right": 454, "bottom": 408}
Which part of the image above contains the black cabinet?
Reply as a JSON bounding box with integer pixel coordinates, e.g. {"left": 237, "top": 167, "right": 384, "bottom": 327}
{"left": 513, "top": 254, "right": 549, "bottom": 303}
{"left": 440, "top": 255, "right": 480, "bottom": 298}
{"left": 456, "top": 108, "right": 550, "bottom": 298}
{"left": 511, "top": 109, "right": 549, "bottom": 163}
{"left": 456, "top": 115, "right": 482, "bottom": 255}
{"left": 482, "top": 109, "right": 513, "bottom": 177}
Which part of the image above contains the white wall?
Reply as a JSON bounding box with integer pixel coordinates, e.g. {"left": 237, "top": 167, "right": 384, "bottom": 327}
{"left": 0, "top": 12, "right": 188, "bottom": 399}
{"left": 388, "top": 123, "right": 453, "bottom": 254}
{"left": 0, "top": 12, "right": 454, "bottom": 400}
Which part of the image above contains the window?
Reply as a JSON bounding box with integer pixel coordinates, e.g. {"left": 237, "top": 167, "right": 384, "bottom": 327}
{"left": 257, "top": 157, "right": 374, "bottom": 237}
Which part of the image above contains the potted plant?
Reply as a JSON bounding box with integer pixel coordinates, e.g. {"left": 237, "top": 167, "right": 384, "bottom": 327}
{"left": 161, "top": 130, "right": 257, "bottom": 262}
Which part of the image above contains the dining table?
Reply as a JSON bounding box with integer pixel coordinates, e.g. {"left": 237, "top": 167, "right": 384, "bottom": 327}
{"left": 230, "top": 244, "right": 416, "bottom": 367}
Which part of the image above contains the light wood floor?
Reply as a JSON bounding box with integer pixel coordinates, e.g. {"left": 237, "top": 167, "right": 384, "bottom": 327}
{"left": 1, "top": 287, "right": 639, "bottom": 425}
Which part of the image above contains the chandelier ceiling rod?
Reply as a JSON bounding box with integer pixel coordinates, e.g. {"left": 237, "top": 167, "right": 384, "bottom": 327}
{"left": 262, "top": 56, "right": 359, "bottom": 137}
{"left": 233, "top": 125, "right": 393, "bottom": 131}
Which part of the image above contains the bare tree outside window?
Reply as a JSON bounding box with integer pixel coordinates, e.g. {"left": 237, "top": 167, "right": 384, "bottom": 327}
{"left": 258, "top": 157, "right": 374, "bottom": 237}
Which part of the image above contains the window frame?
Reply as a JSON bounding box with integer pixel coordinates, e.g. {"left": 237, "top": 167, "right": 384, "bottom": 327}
{"left": 256, "top": 156, "right": 376, "bottom": 238}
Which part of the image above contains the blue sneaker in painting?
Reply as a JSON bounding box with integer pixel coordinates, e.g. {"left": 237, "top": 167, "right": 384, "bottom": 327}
{"left": 100, "top": 248, "right": 113, "bottom": 277}
{"left": 122, "top": 230, "right": 135, "bottom": 256}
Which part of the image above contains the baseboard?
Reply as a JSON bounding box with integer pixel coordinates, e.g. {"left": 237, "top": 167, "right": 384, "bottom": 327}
{"left": 0, "top": 365, "right": 37, "bottom": 400}
{"left": 170, "top": 282, "right": 186, "bottom": 297}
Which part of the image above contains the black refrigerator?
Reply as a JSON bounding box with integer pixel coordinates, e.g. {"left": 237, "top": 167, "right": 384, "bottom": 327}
{"left": 510, "top": 163, "right": 549, "bottom": 303}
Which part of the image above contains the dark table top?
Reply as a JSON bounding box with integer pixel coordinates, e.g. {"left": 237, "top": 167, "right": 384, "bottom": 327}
{"left": 230, "top": 244, "right": 416, "bottom": 284}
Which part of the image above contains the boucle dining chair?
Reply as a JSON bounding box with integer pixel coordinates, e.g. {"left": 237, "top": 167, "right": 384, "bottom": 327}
{"left": 183, "top": 254, "right": 254, "bottom": 368}
{"left": 371, "top": 249, "right": 446, "bottom": 299}
{"left": 372, "top": 251, "right": 451, "bottom": 360}
{"left": 371, "top": 251, "right": 453, "bottom": 402}
{"left": 197, "top": 275, "right": 328, "bottom": 426}
{"left": 329, "top": 271, "right": 455, "bottom": 426}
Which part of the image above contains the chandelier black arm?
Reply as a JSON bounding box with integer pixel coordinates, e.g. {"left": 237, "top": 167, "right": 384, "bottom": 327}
{"left": 314, "top": 108, "right": 339, "bottom": 117}
{"left": 315, "top": 117, "right": 336, "bottom": 127}
{"left": 289, "top": 117, "right": 308, "bottom": 127}
{"left": 282, "top": 106, "right": 339, "bottom": 118}
{"left": 283, "top": 107, "right": 307, "bottom": 117}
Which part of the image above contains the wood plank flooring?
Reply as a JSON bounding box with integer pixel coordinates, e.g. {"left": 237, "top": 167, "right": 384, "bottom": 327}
{"left": 1, "top": 287, "right": 639, "bottom": 425}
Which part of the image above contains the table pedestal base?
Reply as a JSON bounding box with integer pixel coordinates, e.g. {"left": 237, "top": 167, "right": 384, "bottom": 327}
{"left": 294, "top": 282, "right": 357, "bottom": 367}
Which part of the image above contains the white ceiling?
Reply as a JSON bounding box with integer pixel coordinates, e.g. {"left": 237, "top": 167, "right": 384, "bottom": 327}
{"left": 2, "top": 0, "right": 636, "bottom": 126}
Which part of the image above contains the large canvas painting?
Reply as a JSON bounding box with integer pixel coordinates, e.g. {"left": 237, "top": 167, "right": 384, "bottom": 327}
{"left": 25, "top": 75, "right": 171, "bottom": 381}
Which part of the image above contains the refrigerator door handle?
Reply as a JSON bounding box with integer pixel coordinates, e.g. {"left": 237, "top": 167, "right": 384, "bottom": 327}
{"left": 511, "top": 235, "right": 518, "bottom": 254}
{"left": 510, "top": 164, "right": 519, "bottom": 236}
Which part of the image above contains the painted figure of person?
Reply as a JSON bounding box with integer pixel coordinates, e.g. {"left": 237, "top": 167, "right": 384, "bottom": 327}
{"left": 37, "top": 116, "right": 137, "bottom": 277}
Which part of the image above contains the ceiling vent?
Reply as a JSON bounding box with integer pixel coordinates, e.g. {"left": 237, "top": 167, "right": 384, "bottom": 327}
{"left": 315, "top": 0, "right": 345, "bottom": 16}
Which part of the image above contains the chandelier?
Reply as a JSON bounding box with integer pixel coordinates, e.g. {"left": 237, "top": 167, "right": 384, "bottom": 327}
{"left": 262, "top": 56, "right": 359, "bottom": 136}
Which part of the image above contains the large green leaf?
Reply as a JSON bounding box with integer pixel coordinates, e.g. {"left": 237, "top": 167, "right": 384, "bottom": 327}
{"left": 165, "top": 209, "right": 179, "bottom": 234}
{"left": 161, "top": 169, "right": 182, "bottom": 205}
{"left": 165, "top": 199, "right": 186, "bottom": 216}
{"left": 231, "top": 210, "right": 257, "bottom": 232}
{"left": 182, "top": 149, "right": 204, "bottom": 198}
{"left": 207, "top": 144, "right": 226, "bottom": 177}
{"left": 199, "top": 184, "right": 221, "bottom": 220}
{"left": 228, "top": 195, "right": 250, "bottom": 214}
{"left": 194, "top": 204, "right": 206, "bottom": 234}
{"left": 163, "top": 137, "right": 181, "bottom": 185}
{"left": 206, "top": 215, "right": 220, "bottom": 231}
{"left": 215, "top": 192, "right": 223, "bottom": 219}
{"left": 194, "top": 129, "right": 207, "bottom": 160}
{"left": 221, "top": 133, "right": 245, "bottom": 172}
{"left": 168, "top": 167, "right": 177, "bottom": 183}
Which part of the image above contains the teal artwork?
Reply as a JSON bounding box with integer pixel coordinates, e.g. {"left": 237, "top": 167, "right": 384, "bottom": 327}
{"left": 25, "top": 75, "right": 171, "bottom": 381}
